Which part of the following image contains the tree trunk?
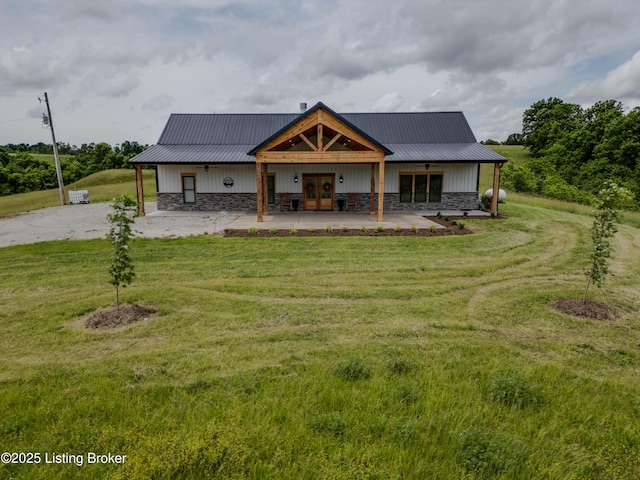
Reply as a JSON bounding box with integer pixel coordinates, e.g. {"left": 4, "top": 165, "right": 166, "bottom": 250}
{"left": 583, "top": 269, "right": 593, "bottom": 303}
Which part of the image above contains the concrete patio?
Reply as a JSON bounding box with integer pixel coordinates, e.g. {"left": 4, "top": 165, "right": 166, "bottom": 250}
{"left": 226, "top": 210, "right": 489, "bottom": 231}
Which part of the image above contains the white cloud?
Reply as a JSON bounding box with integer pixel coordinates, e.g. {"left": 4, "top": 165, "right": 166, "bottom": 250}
{"left": 371, "top": 92, "right": 404, "bottom": 112}
{"left": 2, "top": 0, "right": 640, "bottom": 145}
{"left": 568, "top": 50, "right": 640, "bottom": 106}
{"left": 142, "top": 94, "right": 176, "bottom": 111}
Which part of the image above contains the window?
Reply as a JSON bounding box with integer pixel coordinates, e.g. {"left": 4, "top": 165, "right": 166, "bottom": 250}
{"left": 399, "top": 173, "right": 443, "bottom": 203}
{"left": 182, "top": 174, "right": 196, "bottom": 204}
{"left": 429, "top": 174, "right": 442, "bottom": 203}
{"left": 267, "top": 175, "right": 275, "bottom": 204}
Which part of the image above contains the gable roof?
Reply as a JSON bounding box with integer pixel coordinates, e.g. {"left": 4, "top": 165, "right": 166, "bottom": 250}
{"left": 247, "top": 102, "right": 393, "bottom": 155}
{"left": 130, "top": 102, "right": 506, "bottom": 164}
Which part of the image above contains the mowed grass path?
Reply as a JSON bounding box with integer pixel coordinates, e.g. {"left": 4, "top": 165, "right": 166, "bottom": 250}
{"left": 1, "top": 203, "right": 639, "bottom": 479}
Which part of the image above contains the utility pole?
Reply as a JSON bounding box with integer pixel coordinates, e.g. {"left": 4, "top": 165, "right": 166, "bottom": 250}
{"left": 42, "top": 92, "right": 66, "bottom": 205}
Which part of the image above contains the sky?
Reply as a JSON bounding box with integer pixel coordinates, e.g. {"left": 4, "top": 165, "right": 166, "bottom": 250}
{"left": 1, "top": 0, "right": 640, "bottom": 147}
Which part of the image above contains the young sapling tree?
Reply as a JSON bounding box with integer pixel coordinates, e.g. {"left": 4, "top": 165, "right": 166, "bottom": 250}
{"left": 107, "top": 194, "right": 139, "bottom": 309}
{"left": 583, "top": 182, "right": 631, "bottom": 302}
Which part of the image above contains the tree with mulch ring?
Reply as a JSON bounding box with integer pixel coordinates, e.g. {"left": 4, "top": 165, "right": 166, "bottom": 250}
{"left": 84, "top": 303, "right": 158, "bottom": 330}
{"left": 107, "top": 194, "right": 138, "bottom": 309}
{"left": 80, "top": 195, "right": 158, "bottom": 331}
{"left": 551, "top": 182, "right": 631, "bottom": 321}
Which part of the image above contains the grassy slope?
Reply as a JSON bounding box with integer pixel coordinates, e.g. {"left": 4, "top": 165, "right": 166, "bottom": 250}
{"left": 1, "top": 203, "right": 639, "bottom": 478}
{"left": 484, "top": 145, "right": 640, "bottom": 227}
{"left": 1, "top": 149, "right": 639, "bottom": 478}
{"left": 0, "top": 169, "right": 156, "bottom": 217}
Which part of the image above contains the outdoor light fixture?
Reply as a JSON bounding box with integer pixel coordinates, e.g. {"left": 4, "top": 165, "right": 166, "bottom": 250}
{"left": 425, "top": 163, "right": 430, "bottom": 170}
{"left": 339, "top": 174, "right": 344, "bottom": 183}
{"left": 294, "top": 174, "right": 298, "bottom": 183}
{"left": 204, "top": 165, "right": 209, "bottom": 172}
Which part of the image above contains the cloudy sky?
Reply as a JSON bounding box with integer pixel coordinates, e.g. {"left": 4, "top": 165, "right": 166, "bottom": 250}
{"left": 1, "top": 0, "right": 640, "bottom": 147}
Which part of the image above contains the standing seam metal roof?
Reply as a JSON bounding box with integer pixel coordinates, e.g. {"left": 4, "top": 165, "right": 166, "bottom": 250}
{"left": 157, "top": 111, "right": 477, "bottom": 145}
{"left": 130, "top": 107, "right": 505, "bottom": 164}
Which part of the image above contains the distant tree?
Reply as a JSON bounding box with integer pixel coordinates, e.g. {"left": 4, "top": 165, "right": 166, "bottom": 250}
{"left": 481, "top": 139, "right": 500, "bottom": 145}
{"left": 107, "top": 194, "right": 139, "bottom": 309}
{"left": 583, "top": 182, "right": 632, "bottom": 302}
{"left": 30, "top": 142, "right": 52, "bottom": 154}
{"left": 119, "top": 140, "right": 147, "bottom": 157}
{"left": 503, "top": 133, "right": 524, "bottom": 145}
{"left": 522, "top": 97, "right": 583, "bottom": 156}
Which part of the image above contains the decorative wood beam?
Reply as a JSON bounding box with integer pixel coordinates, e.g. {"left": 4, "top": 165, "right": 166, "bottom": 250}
{"left": 135, "top": 164, "right": 145, "bottom": 216}
{"left": 256, "top": 161, "right": 264, "bottom": 222}
{"left": 262, "top": 112, "right": 320, "bottom": 151}
{"left": 377, "top": 160, "right": 385, "bottom": 222}
{"left": 323, "top": 133, "right": 342, "bottom": 152}
{"left": 317, "top": 114, "right": 379, "bottom": 152}
{"left": 370, "top": 163, "right": 375, "bottom": 215}
{"left": 262, "top": 163, "right": 269, "bottom": 216}
{"left": 257, "top": 151, "right": 384, "bottom": 163}
{"left": 317, "top": 123, "right": 323, "bottom": 151}
{"left": 261, "top": 109, "right": 380, "bottom": 154}
{"left": 491, "top": 162, "right": 501, "bottom": 216}
{"left": 299, "top": 133, "right": 318, "bottom": 151}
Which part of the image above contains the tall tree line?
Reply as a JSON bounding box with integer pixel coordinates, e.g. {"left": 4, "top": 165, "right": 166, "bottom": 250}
{"left": 502, "top": 98, "right": 640, "bottom": 208}
{"left": 0, "top": 141, "right": 147, "bottom": 196}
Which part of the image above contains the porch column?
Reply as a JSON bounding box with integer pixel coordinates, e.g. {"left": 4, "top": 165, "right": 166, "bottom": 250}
{"left": 377, "top": 159, "right": 385, "bottom": 222}
{"left": 491, "top": 162, "right": 501, "bottom": 216}
{"left": 370, "top": 163, "right": 375, "bottom": 215}
{"left": 135, "top": 164, "right": 145, "bottom": 217}
{"left": 262, "top": 163, "right": 269, "bottom": 216}
{"left": 256, "top": 161, "right": 264, "bottom": 222}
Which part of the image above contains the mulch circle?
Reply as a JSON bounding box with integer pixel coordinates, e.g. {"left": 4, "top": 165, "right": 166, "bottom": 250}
{"left": 549, "top": 298, "right": 620, "bottom": 321}
{"left": 84, "top": 303, "right": 158, "bottom": 330}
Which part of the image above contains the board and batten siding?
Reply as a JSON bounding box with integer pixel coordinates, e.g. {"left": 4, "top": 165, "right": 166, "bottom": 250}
{"left": 157, "top": 162, "right": 478, "bottom": 195}
{"left": 157, "top": 165, "right": 256, "bottom": 193}
{"left": 384, "top": 163, "right": 478, "bottom": 193}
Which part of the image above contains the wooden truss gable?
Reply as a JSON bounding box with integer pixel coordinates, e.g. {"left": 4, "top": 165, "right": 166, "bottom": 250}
{"left": 255, "top": 107, "right": 385, "bottom": 163}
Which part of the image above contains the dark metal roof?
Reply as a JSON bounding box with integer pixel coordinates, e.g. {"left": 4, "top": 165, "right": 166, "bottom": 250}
{"left": 158, "top": 113, "right": 297, "bottom": 145}
{"left": 129, "top": 144, "right": 256, "bottom": 164}
{"left": 385, "top": 144, "right": 506, "bottom": 163}
{"left": 130, "top": 142, "right": 504, "bottom": 164}
{"left": 344, "top": 112, "right": 477, "bottom": 143}
{"left": 130, "top": 104, "right": 506, "bottom": 164}
{"left": 157, "top": 109, "right": 476, "bottom": 146}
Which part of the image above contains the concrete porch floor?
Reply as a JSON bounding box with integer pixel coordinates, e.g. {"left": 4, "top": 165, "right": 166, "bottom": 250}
{"left": 226, "top": 210, "right": 488, "bottom": 231}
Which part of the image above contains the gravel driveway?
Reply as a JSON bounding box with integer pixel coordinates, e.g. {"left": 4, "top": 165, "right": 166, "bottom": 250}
{"left": 0, "top": 202, "right": 242, "bottom": 248}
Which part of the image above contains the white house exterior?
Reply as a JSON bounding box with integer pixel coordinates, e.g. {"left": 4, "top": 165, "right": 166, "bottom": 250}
{"left": 130, "top": 102, "right": 506, "bottom": 220}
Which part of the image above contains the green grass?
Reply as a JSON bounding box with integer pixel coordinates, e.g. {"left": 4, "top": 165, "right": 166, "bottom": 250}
{"left": 0, "top": 169, "right": 156, "bottom": 217}
{"left": 23, "top": 153, "right": 74, "bottom": 164}
{"left": 1, "top": 202, "right": 639, "bottom": 479}
{"left": 482, "top": 146, "right": 640, "bottom": 227}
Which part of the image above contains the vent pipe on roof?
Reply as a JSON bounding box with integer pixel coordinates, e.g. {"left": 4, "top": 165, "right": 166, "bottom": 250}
{"left": 300, "top": 102, "right": 307, "bottom": 113}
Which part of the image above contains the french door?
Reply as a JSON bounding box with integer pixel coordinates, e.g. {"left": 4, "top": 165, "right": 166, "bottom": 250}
{"left": 303, "top": 174, "right": 334, "bottom": 211}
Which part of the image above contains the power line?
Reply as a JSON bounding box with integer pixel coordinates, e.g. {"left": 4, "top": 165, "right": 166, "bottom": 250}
{"left": 0, "top": 93, "right": 41, "bottom": 97}
{"left": 0, "top": 117, "right": 35, "bottom": 123}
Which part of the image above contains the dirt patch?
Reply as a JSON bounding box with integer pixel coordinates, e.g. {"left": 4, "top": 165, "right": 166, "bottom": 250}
{"left": 83, "top": 303, "right": 157, "bottom": 330}
{"left": 549, "top": 298, "right": 620, "bottom": 321}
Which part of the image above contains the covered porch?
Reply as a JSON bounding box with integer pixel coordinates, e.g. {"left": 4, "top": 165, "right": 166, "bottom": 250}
{"left": 250, "top": 104, "right": 391, "bottom": 223}
{"left": 227, "top": 210, "right": 446, "bottom": 231}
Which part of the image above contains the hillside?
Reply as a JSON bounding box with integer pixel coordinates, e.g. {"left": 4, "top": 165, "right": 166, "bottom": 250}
{"left": 0, "top": 201, "right": 639, "bottom": 478}
{"left": 0, "top": 169, "right": 156, "bottom": 218}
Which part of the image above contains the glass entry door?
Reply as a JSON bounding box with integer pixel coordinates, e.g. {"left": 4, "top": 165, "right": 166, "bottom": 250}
{"left": 303, "top": 174, "right": 334, "bottom": 211}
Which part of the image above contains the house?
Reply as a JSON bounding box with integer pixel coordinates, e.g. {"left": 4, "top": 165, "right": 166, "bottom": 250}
{"left": 129, "top": 102, "right": 506, "bottom": 220}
